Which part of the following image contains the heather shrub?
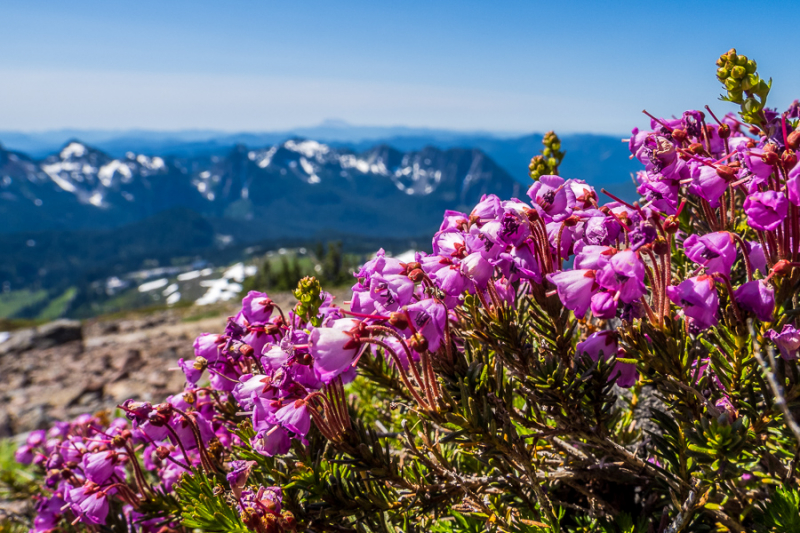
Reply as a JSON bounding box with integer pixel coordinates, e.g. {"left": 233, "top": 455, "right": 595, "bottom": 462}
{"left": 10, "top": 48, "right": 800, "bottom": 532}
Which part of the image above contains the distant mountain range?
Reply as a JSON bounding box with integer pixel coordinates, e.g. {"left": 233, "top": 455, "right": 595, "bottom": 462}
{"left": 0, "top": 138, "right": 522, "bottom": 238}
{"left": 0, "top": 130, "right": 641, "bottom": 319}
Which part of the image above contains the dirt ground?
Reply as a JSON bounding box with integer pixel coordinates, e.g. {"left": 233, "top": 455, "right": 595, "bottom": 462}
{"left": 0, "top": 288, "right": 338, "bottom": 439}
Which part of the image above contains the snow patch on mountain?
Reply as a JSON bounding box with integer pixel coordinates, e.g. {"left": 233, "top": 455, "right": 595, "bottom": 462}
{"left": 284, "top": 139, "right": 329, "bottom": 159}
{"left": 60, "top": 142, "right": 87, "bottom": 159}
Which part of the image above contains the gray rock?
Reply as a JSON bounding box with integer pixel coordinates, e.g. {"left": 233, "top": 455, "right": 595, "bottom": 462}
{"left": 0, "top": 319, "right": 82, "bottom": 355}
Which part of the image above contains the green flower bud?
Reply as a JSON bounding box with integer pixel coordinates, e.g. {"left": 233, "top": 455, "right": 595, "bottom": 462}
{"left": 716, "top": 67, "right": 729, "bottom": 80}
{"left": 746, "top": 59, "right": 757, "bottom": 74}
{"left": 731, "top": 65, "right": 746, "bottom": 80}
{"left": 725, "top": 77, "right": 739, "bottom": 91}
{"left": 736, "top": 54, "right": 748, "bottom": 66}
{"left": 727, "top": 89, "right": 743, "bottom": 104}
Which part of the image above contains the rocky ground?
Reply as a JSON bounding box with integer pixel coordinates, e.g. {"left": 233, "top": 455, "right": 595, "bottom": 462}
{"left": 0, "top": 290, "right": 321, "bottom": 439}
{"left": 0, "top": 310, "right": 222, "bottom": 439}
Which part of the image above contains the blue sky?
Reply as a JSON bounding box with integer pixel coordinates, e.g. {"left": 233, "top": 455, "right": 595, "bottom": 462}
{"left": 0, "top": 0, "right": 797, "bottom": 134}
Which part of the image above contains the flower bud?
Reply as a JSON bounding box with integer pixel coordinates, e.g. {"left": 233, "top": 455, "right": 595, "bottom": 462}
{"left": 762, "top": 150, "right": 779, "bottom": 166}
{"left": 653, "top": 237, "right": 669, "bottom": 255}
{"left": 663, "top": 215, "right": 680, "bottom": 234}
{"left": 408, "top": 268, "right": 424, "bottom": 282}
{"left": 688, "top": 142, "right": 704, "bottom": 155}
{"left": 782, "top": 149, "right": 798, "bottom": 170}
{"left": 389, "top": 312, "right": 409, "bottom": 330}
{"left": 671, "top": 128, "right": 688, "bottom": 143}
{"left": 718, "top": 123, "right": 731, "bottom": 139}
{"left": 772, "top": 260, "right": 793, "bottom": 278}
{"left": 716, "top": 165, "right": 737, "bottom": 181}
{"left": 523, "top": 207, "right": 540, "bottom": 222}
{"left": 788, "top": 130, "right": 800, "bottom": 151}
{"left": 408, "top": 332, "right": 429, "bottom": 353}
{"left": 155, "top": 445, "right": 171, "bottom": 460}
{"left": 405, "top": 261, "right": 421, "bottom": 272}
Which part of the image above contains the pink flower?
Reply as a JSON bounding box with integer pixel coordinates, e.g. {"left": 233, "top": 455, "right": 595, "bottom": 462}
{"left": 734, "top": 280, "right": 774, "bottom": 322}
{"left": 275, "top": 399, "right": 311, "bottom": 438}
{"left": 596, "top": 250, "right": 647, "bottom": 303}
{"left": 241, "top": 291, "right": 274, "bottom": 325}
{"left": 309, "top": 318, "right": 363, "bottom": 384}
{"left": 683, "top": 232, "right": 737, "bottom": 278}
{"left": 547, "top": 269, "right": 598, "bottom": 318}
{"left": 667, "top": 275, "right": 719, "bottom": 330}
{"left": 744, "top": 190, "right": 788, "bottom": 231}
{"left": 66, "top": 482, "right": 109, "bottom": 526}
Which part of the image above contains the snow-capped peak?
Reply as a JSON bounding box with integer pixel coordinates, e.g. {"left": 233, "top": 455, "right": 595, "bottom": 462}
{"left": 60, "top": 142, "right": 88, "bottom": 159}
{"left": 283, "top": 139, "right": 329, "bottom": 159}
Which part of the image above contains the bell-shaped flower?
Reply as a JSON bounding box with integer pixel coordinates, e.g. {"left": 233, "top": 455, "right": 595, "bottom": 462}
{"left": 241, "top": 291, "right": 274, "bottom": 325}
{"left": 575, "top": 331, "right": 637, "bottom": 388}
{"left": 275, "top": 399, "right": 311, "bottom": 438}
{"left": 470, "top": 194, "right": 503, "bottom": 225}
{"left": 744, "top": 190, "right": 788, "bottom": 231}
{"left": 596, "top": 250, "right": 647, "bottom": 303}
{"left": 406, "top": 299, "right": 447, "bottom": 352}
{"left": 493, "top": 277, "right": 516, "bottom": 306}
{"left": 788, "top": 165, "right": 800, "bottom": 206}
{"left": 193, "top": 333, "right": 225, "bottom": 364}
{"left": 261, "top": 345, "right": 291, "bottom": 371}
{"left": 233, "top": 373, "right": 271, "bottom": 407}
{"left": 683, "top": 232, "right": 737, "bottom": 278}
{"left": 439, "top": 210, "right": 469, "bottom": 232}
{"left": 575, "top": 210, "right": 622, "bottom": 246}
{"left": 689, "top": 164, "right": 730, "bottom": 207}
{"left": 368, "top": 273, "right": 415, "bottom": 312}
{"left": 177, "top": 358, "right": 203, "bottom": 386}
{"left": 734, "top": 280, "right": 775, "bottom": 322}
{"left": 461, "top": 252, "right": 494, "bottom": 289}
{"left": 667, "top": 275, "right": 719, "bottom": 330}
{"left": 574, "top": 245, "right": 615, "bottom": 271}
{"left": 227, "top": 460, "right": 257, "bottom": 499}
{"left": 207, "top": 359, "right": 240, "bottom": 392}
{"left": 309, "top": 318, "right": 362, "bottom": 384}
{"left": 420, "top": 255, "right": 468, "bottom": 297}
{"left": 767, "top": 325, "right": 800, "bottom": 360}
{"left": 508, "top": 241, "right": 542, "bottom": 283}
{"left": 480, "top": 202, "right": 530, "bottom": 248}
{"left": 590, "top": 291, "right": 617, "bottom": 319}
{"left": 527, "top": 175, "right": 575, "bottom": 222}
{"left": 31, "top": 495, "right": 65, "bottom": 533}
{"left": 546, "top": 269, "right": 598, "bottom": 317}
{"left": 742, "top": 148, "right": 776, "bottom": 181}
{"left": 82, "top": 451, "right": 125, "bottom": 485}
{"left": 66, "top": 482, "right": 109, "bottom": 526}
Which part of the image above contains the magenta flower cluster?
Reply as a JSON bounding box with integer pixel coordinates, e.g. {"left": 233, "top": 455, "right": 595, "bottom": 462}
{"left": 17, "top": 97, "right": 800, "bottom": 531}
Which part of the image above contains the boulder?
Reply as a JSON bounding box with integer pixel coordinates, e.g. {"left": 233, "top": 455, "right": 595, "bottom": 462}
{"left": 0, "top": 319, "right": 82, "bottom": 355}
